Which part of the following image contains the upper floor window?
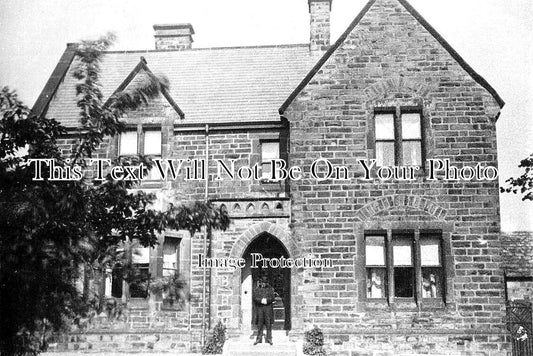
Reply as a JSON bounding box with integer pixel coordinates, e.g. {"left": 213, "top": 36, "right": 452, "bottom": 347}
{"left": 365, "top": 230, "right": 443, "bottom": 301}
{"left": 119, "top": 129, "right": 161, "bottom": 157}
{"left": 261, "top": 140, "right": 280, "bottom": 179}
{"left": 143, "top": 130, "right": 162, "bottom": 156}
{"left": 374, "top": 108, "right": 422, "bottom": 166}
{"left": 119, "top": 131, "right": 138, "bottom": 156}
{"left": 119, "top": 127, "right": 161, "bottom": 180}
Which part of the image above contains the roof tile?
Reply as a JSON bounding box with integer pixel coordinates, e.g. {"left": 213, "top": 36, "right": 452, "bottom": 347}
{"left": 45, "top": 45, "right": 313, "bottom": 127}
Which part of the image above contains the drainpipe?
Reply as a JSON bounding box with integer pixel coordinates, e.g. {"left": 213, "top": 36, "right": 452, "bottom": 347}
{"left": 201, "top": 124, "right": 210, "bottom": 347}
{"left": 204, "top": 124, "right": 209, "bottom": 201}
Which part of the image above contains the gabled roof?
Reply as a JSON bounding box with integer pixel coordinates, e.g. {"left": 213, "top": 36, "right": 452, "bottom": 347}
{"left": 32, "top": 43, "right": 77, "bottom": 119}
{"left": 108, "top": 57, "right": 185, "bottom": 119}
{"left": 37, "top": 44, "right": 314, "bottom": 127}
{"left": 279, "top": 0, "right": 505, "bottom": 114}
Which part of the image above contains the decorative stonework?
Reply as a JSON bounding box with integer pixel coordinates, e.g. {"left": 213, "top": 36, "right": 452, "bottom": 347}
{"left": 228, "top": 221, "right": 298, "bottom": 260}
{"left": 363, "top": 75, "right": 436, "bottom": 100}
{"left": 213, "top": 199, "right": 289, "bottom": 219}
{"left": 354, "top": 194, "right": 447, "bottom": 222}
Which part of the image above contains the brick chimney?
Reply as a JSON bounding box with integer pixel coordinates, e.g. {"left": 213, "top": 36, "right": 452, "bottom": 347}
{"left": 308, "top": 0, "right": 332, "bottom": 54}
{"left": 153, "top": 23, "right": 194, "bottom": 50}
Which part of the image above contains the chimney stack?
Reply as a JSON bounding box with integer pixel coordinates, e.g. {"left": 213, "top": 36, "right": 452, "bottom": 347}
{"left": 153, "top": 23, "right": 194, "bottom": 50}
{"left": 308, "top": 0, "right": 332, "bottom": 54}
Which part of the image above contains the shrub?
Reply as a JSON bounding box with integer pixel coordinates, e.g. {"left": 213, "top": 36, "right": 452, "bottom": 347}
{"left": 202, "top": 320, "right": 226, "bottom": 354}
{"left": 303, "top": 326, "right": 327, "bottom": 356}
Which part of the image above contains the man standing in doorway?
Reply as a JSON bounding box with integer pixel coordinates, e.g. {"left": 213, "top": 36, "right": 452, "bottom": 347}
{"left": 253, "top": 275, "right": 275, "bottom": 345}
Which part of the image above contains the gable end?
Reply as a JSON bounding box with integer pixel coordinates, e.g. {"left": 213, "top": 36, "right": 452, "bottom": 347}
{"left": 32, "top": 43, "right": 78, "bottom": 119}
{"left": 279, "top": 0, "right": 505, "bottom": 115}
{"left": 106, "top": 57, "right": 185, "bottom": 119}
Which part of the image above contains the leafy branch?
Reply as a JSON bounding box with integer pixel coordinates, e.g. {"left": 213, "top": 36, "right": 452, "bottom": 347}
{"left": 500, "top": 153, "right": 533, "bottom": 201}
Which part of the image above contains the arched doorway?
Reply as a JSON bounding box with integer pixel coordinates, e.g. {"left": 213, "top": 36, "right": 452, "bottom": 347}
{"left": 240, "top": 233, "right": 291, "bottom": 332}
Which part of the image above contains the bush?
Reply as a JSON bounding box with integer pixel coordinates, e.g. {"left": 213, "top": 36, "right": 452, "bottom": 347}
{"left": 149, "top": 273, "right": 188, "bottom": 306}
{"left": 303, "top": 326, "right": 327, "bottom": 356}
{"left": 202, "top": 320, "right": 226, "bottom": 354}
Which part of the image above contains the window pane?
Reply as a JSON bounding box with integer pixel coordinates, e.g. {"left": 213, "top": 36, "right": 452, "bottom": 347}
{"left": 376, "top": 141, "right": 395, "bottom": 166}
{"left": 144, "top": 130, "right": 161, "bottom": 155}
{"left": 129, "top": 264, "right": 149, "bottom": 298}
{"left": 394, "top": 267, "right": 414, "bottom": 297}
{"left": 262, "top": 162, "right": 272, "bottom": 179}
{"left": 402, "top": 140, "right": 422, "bottom": 166}
{"left": 261, "top": 142, "right": 279, "bottom": 161}
{"left": 375, "top": 114, "right": 395, "bottom": 140}
{"left": 120, "top": 131, "right": 138, "bottom": 155}
{"left": 393, "top": 237, "right": 412, "bottom": 266}
{"left": 163, "top": 238, "right": 180, "bottom": 276}
{"left": 132, "top": 247, "right": 150, "bottom": 264}
{"left": 111, "top": 265, "right": 123, "bottom": 298}
{"left": 365, "top": 235, "right": 385, "bottom": 266}
{"left": 401, "top": 113, "right": 421, "bottom": 139}
{"left": 421, "top": 237, "right": 441, "bottom": 266}
{"left": 367, "top": 268, "right": 386, "bottom": 298}
{"left": 422, "top": 267, "right": 442, "bottom": 298}
{"left": 262, "top": 142, "right": 279, "bottom": 179}
{"left": 143, "top": 162, "right": 161, "bottom": 181}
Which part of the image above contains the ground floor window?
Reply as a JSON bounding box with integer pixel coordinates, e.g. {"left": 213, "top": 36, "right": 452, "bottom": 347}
{"left": 163, "top": 237, "right": 181, "bottom": 277}
{"left": 365, "top": 229, "right": 443, "bottom": 302}
{"left": 129, "top": 246, "right": 150, "bottom": 298}
{"left": 111, "top": 264, "right": 123, "bottom": 298}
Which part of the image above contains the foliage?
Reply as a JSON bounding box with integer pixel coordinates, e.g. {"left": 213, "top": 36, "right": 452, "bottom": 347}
{"left": 303, "top": 326, "right": 327, "bottom": 356}
{"left": 0, "top": 33, "right": 230, "bottom": 356}
{"left": 202, "top": 321, "right": 226, "bottom": 354}
{"left": 149, "top": 273, "right": 189, "bottom": 306}
{"left": 500, "top": 153, "right": 533, "bottom": 201}
{"left": 1, "top": 88, "right": 86, "bottom": 356}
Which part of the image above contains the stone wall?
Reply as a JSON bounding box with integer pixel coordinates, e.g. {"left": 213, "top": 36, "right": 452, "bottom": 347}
{"left": 501, "top": 231, "right": 533, "bottom": 301}
{"left": 54, "top": 115, "right": 290, "bottom": 350}
{"left": 501, "top": 232, "right": 533, "bottom": 278}
{"left": 284, "top": 0, "right": 507, "bottom": 354}
{"left": 49, "top": 0, "right": 511, "bottom": 354}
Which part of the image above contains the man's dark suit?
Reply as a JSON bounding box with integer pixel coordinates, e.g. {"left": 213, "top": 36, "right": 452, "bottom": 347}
{"left": 253, "top": 281, "right": 275, "bottom": 344}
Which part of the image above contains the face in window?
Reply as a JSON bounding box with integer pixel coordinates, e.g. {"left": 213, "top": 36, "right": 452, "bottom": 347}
{"left": 365, "top": 235, "right": 386, "bottom": 299}
{"left": 420, "top": 236, "right": 442, "bottom": 298}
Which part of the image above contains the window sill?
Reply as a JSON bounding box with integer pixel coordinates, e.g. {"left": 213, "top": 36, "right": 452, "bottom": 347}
{"left": 160, "top": 301, "right": 185, "bottom": 311}
{"left": 361, "top": 298, "right": 447, "bottom": 311}
{"left": 420, "top": 299, "right": 446, "bottom": 310}
{"left": 256, "top": 180, "right": 285, "bottom": 192}
{"left": 127, "top": 298, "right": 149, "bottom": 309}
{"left": 139, "top": 180, "right": 164, "bottom": 188}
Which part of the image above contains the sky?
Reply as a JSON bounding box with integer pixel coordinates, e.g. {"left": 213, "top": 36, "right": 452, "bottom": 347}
{"left": 0, "top": 0, "right": 531, "bottom": 231}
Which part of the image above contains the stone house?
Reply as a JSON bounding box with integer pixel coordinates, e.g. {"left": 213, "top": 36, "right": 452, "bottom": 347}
{"left": 34, "top": 0, "right": 511, "bottom": 355}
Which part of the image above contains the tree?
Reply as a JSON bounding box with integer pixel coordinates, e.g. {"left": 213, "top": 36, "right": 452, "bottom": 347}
{"left": 500, "top": 153, "right": 533, "bottom": 201}
{"left": 0, "top": 34, "right": 229, "bottom": 356}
